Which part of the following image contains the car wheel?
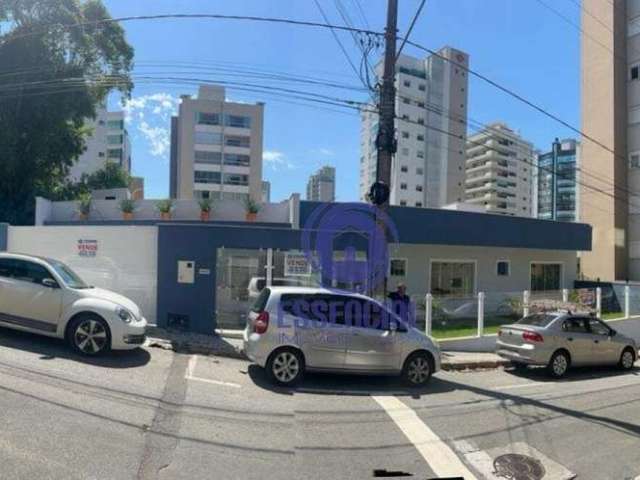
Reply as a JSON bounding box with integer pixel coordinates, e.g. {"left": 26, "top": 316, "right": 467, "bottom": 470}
{"left": 619, "top": 347, "right": 636, "bottom": 370}
{"left": 547, "top": 350, "right": 570, "bottom": 378}
{"left": 68, "top": 315, "right": 111, "bottom": 356}
{"left": 267, "top": 348, "right": 304, "bottom": 386}
{"left": 402, "top": 352, "right": 433, "bottom": 387}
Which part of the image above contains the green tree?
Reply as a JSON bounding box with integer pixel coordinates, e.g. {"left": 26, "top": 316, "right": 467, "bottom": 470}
{"left": 49, "top": 162, "right": 131, "bottom": 200}
{"left": 0, "top": 0, "right": 134, "bottom": 224}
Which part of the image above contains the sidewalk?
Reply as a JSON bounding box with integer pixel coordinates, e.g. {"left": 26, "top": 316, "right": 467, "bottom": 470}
{"left": 146, "top": 327, "right": 508, "bottom": 370}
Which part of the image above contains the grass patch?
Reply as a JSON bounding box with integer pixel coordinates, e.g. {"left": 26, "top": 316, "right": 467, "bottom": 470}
{"left": 431, "top": 315, "right": 516, "bottom": 340}
{"left": 602, "top": 311, "right": 625, "bottom": 320}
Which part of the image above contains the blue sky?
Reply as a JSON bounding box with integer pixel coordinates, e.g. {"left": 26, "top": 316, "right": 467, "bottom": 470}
{"left": 104, "top": 0, "right": 580, "bottom": 201}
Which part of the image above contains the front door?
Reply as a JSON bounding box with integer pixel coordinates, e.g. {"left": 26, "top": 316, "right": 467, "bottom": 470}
{"left": 345, "top": 298, "right": 401, "bottom": 371}
{"left": 587, "top": 318, "right": 620, "bottom": 365}
{"left": 0, "top": 259, "right": 62, "bottom": 333}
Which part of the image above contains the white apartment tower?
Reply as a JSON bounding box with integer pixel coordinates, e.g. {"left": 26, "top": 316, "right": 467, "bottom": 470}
{"left": 465, "top": 123, "right": 535, "bottom": 217}
{"left": 170, "top": 85, "right": 264, "bottom": 201}
{"left": 306, "top": 165, "right": 336, "bottom": 202}
{"left": 360, "top": 47, "right": 469, "bottom": 208}
{"left": 69, "top": 106, "right": 131, "bottom": 181}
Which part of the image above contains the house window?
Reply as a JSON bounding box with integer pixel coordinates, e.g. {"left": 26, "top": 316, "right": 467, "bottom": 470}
{"left": 401, "top": 148, "right": 409, "bottom": 156}
{"left": 417, "top": 118, "right": 425, "bottom": 125}
{"left": 497, "top": 260, "right": 510, "bottom": 276}
{"left": 400, "top": 200, "right": 407, "bottom": 206}
{"left": 194, "top": 131, "right": 222, "bottom": 145}
{"left": 98, "top": 152, "right": 105, "bottom": 157}
{"left": 195, "top": 150, "right": 222, "bottom": 164}
{"left": 400, "top": 165, "right": 408, "bottom": 172}
{"left": 416, "top": 185, "right": 423, "bottom": 192}
{"left": 107, "top": 134, "right": 123, "bottom": 145}
{"left": 417, "top": 134, "right": 425, "bottom": 141}
{"left": 402, "top": 97, "right": 410, "bottom": 104}
{"left": 418, "top": 84, "right": 426, "bottom": 91}
{"left": 416, "top": 167, "right": 423, "bottom": 175}
{"left": 417, "top": 150, "right": 424, "bottom": 159}
{"left": 403, "top": 80, "right": 411, "bottom": 88}
{"left": 390, "top": 259, "right": 407, "bottom": 276}
{"left": 630, "top": 151, "right": 640, "bottom": 169}
{"left": 400, "top": 183, "right": 407, "bottom": 190}
{"left": 107, "top": 119, "right": 124, "bottom": 130}
{"left": 631, "top": 65, "right": 639, "bottom": 80}
{"left": 402, "top": 131, "right": 410, "bottom": 139}
{"left": 531, "top": 263, "right": 561, "bottom": 291}
{"left": 430, "top": 261, "right": 475, "bottom": 296}
{"left": 225, "top": 114, "right": 251, "bottom": 128}
{"left": 415, "top": 201, "right": 422, "bottom": 207}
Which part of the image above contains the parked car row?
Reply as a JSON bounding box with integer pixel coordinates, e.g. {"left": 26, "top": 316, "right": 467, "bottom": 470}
{"left": 0, "top": 253, "right": 637, "bottom": 386}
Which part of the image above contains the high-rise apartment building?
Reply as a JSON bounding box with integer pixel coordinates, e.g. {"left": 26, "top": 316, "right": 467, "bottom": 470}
{"left": 360, "top": 47, "right": 469, "bottom": 208}
{"left": 581, "top": 0, "right": 635, "bottom": 280}
{"left": 170, "top": 85, "right": 264, "bottom": 201}
{"left": 465, "top": 123, "right": 534, "bottom": 217}
{"left": 306, "top": 165, "right": 336, "bottom": 202}
{"left": 261, "top": 180, "right": 271, "bottom": 203}
{"left": 537, "top": 138, "right": 580, "bottom": 222}
{"left": 69, "top": 106, "right": 131, "bottom": 181}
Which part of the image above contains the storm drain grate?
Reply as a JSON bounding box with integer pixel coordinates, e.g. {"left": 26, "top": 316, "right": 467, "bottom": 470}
{"left": 493, "top": 453, "right": 546, "bottom": 480}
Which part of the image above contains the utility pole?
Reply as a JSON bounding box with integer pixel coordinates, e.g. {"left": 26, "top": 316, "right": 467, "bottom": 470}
{"left": 372, "top": 0, "right": 398, "bottom": 204}
{"left": 369, "top": 0, "right": 398, "bottom": 298}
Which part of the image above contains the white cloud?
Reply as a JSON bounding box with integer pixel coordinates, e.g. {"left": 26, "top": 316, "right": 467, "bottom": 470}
{"left": 123, "top": 92, "right": 179, "bottom": 158}
{"left": 263, "top": 150, "right": 295, "bottom": 170}
{"left": 317, "top": 148, "right": 334, "bottom": 156}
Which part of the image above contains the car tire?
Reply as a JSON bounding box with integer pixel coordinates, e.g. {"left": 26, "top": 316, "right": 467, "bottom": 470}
{"left": 402, "top": 351, "right": 433, "bottom": 387}
{"left": 266, "top": 347, "right": 305, "bottom": 386}
{"left": 619, "top": 347, "right": 636, "bottom": 371}
{"left": 68, "top": 314, "right": 111, "bottom": 356}
{"left": 547, "top": 350, "right": 570, "bottom": 378}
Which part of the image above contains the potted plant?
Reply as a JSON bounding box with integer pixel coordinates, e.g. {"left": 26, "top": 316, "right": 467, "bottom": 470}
{"left": 245, "top": 197, "right": 260, "bottom": 222}
{"left": 156, "top": 199, "right": 173, "bottom": 220}
{"left": 77, "top": 193, "right": 92, "bottom": 221}
{"left": 119, "top": 198, "right": 136, "bottom": 221}
{"left": 198, "top": 198, "right": 213, "bottom": 221}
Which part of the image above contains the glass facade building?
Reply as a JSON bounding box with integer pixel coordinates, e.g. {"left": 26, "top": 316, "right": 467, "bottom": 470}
{"left": 537, "top": 138, "right": 579, "bottom": 222}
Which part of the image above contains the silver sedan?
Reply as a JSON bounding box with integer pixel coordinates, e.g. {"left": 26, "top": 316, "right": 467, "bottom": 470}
{"left": 496, "top": 311, "right": 638, "bottom": 378}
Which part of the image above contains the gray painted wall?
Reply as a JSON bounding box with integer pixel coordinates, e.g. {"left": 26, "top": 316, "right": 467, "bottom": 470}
{"left": 0, "top": 223, "right": 7, "bottom": 251}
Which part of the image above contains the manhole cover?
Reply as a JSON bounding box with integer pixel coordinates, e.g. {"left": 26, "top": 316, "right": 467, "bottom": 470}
{"left": 493, "top": 453, "right": 546, "bottom": 480}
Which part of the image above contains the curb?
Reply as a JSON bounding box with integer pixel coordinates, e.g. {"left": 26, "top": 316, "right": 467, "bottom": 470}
{"left": 146, "top": 335, "right": 508, "bottom": 371}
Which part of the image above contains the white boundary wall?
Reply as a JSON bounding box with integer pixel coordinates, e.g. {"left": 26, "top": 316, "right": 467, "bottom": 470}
{"left": 7, "top": 226, "right": 158, "bottom": 321}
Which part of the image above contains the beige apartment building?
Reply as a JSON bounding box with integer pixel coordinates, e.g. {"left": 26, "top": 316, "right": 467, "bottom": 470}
{"left": 170, "top": 85, "right": 264, "bottom": 202}
{"left": 465, "top": 123, "right": 535, "bottom": 217}
{"left": 581, "top": 0, "right": 640, "bottom": 281}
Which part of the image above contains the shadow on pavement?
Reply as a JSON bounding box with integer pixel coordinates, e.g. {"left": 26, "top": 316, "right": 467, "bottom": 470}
{"left": 247, "top": 364, "right": 455, "bottom": 398}
{"left": 504, "top": 363, "right": 640, "bottom": 383}
{"left": 0, "top": 325, "right": 151, "bottom": 368}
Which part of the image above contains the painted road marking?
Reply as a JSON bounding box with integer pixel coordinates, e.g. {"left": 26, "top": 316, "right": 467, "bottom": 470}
{"left": 494, "top": 382, "right": 545, "bottom": 390}
{"left": 373, "top": 395, "right": 478, "bottom": 480}
{"left": 185, "top": 355, "right": 241, "bottom": 389}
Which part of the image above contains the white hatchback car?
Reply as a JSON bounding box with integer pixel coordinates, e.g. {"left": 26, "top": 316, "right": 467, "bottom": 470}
{"left": 0, "top": 253, "right": 147, "bottom": 355}
{"left": 244, "top": 287, "right": 441, "bottom": 386}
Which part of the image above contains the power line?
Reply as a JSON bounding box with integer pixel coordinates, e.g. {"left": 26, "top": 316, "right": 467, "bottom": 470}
{"left": 312, "top": 0, "right": 365, "bottom": 88}
{"left": 0, "top": 9, "right": 633, "bottom": 197}
{"left": 565, "top": 0, "right": 614, "bottom": 34}
{"left": 396, "top": 0, "right": 427, "bottom": 60}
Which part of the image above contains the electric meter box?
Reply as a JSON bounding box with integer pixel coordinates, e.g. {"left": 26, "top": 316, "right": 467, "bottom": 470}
{"left": 177, "top": 260, "right": 195, "bottom": 284}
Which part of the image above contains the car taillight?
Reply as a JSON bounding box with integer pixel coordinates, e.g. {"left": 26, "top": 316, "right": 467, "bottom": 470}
{"left": 254, "top": 311, "right": 269, "bottom": 334}
{"left": 522, "top": 330, "right": 543, "bottom": 343}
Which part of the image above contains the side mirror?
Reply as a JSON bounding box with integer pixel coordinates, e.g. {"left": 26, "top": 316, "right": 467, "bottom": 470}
{"left": 610, "top": 329, "right": 617, "bottom": 337}
{"left": 388, "top": 321, "right": 398, "bottom": 332}
{"left": 41, "top": 278, "right": 59, "bottom": 289}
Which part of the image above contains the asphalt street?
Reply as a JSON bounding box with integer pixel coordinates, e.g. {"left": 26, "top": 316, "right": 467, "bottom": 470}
{"left": 0, "top": 326, "right": 639, "bottom": 479}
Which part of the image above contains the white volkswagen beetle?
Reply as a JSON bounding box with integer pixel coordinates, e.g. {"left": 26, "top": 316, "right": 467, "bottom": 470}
{"left": 0, "top": 252, "right": 147, "bottom": 355}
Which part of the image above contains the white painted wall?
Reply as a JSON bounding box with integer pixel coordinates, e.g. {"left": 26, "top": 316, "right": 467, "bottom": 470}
{"left": 35, "top": 197, "right": 290, "bottom": 224}
{"left": 7, "top": 226, "right": 158, "bottom": 321}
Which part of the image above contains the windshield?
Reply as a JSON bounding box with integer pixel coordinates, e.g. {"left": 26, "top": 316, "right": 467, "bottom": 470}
{"left": 46, "top": 259, "right": 90, "bottom": 289}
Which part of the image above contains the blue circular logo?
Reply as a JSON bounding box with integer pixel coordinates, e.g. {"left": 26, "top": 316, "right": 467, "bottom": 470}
{"left": 301, "top": 203, "right": 399, "bottom": 292}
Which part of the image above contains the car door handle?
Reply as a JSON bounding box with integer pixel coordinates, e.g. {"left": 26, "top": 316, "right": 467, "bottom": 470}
{"left": 594, "top": 340, "right": 600, "bottom": 344}
{"left": 567, "top": 337, "right": 573, "bottom": 342}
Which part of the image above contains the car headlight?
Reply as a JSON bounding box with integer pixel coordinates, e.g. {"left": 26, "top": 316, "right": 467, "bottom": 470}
{"left": 116, "top": 306, "right": 133, "bottom": 323}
